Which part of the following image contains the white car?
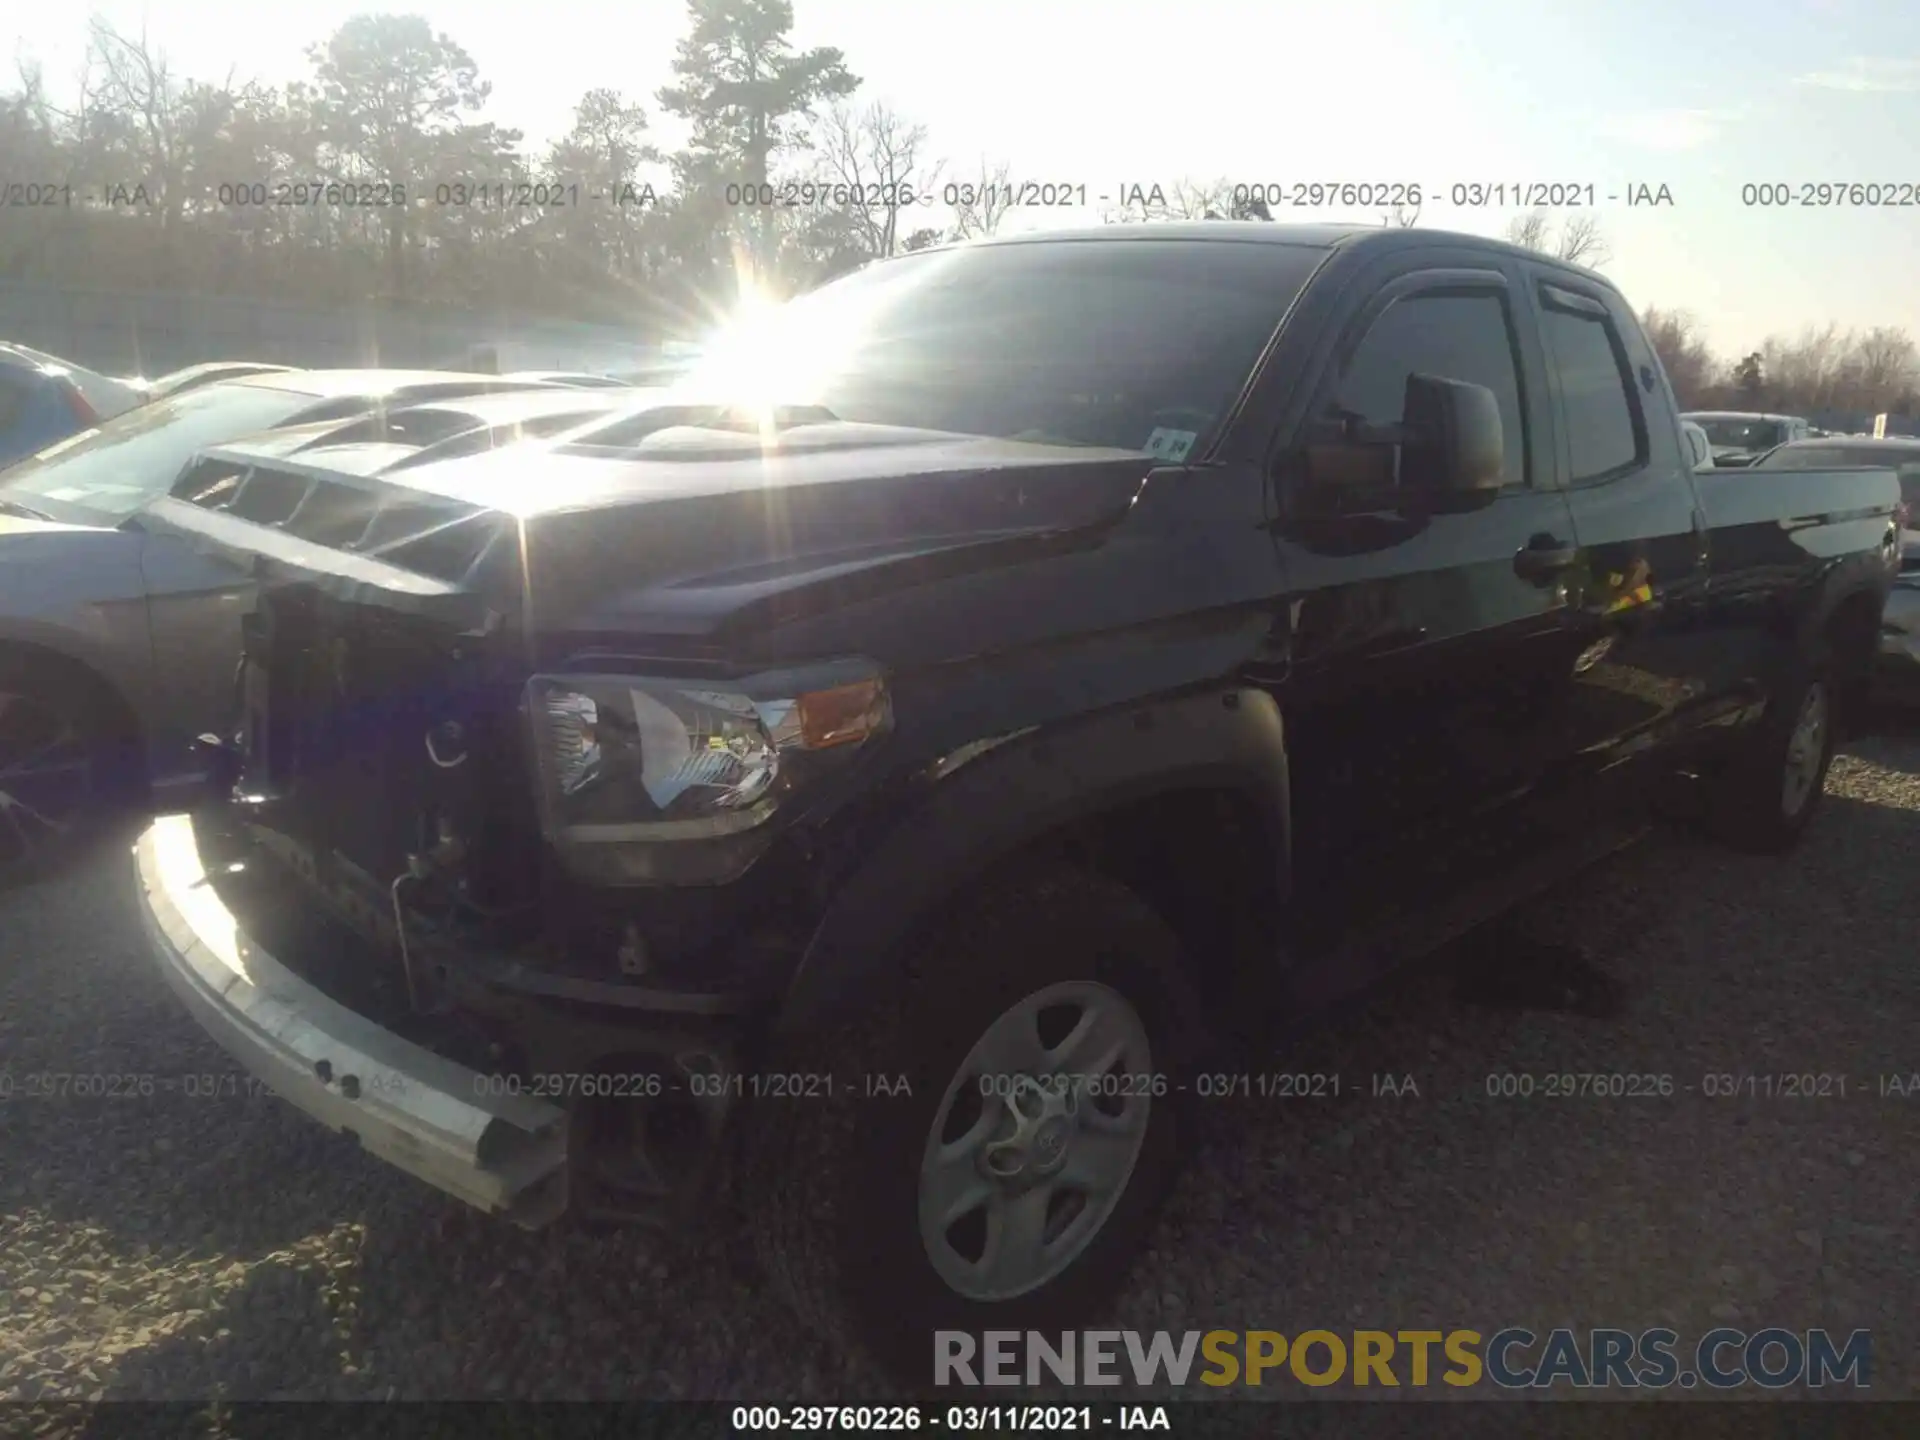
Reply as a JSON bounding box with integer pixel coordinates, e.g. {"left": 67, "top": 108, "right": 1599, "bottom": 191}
{"left": 1682, "top": 410, "right": 1811, "bottom": 467}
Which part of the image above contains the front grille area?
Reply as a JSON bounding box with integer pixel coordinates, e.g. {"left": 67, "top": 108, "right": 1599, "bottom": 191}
{"left": 239, "top": 585, "right": 544, "bottom": 926}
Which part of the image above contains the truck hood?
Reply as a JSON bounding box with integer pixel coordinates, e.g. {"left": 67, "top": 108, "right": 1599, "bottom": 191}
{"left": 149, "top": 417, "right": 1161, "bottom": 646}
{"left": 0, "top": 512, "right": 103, "bottom": 537}
{"left": 509, "top": 422, "right": 1158, "bottom": 641}
{"left": 392, "top": 419, "right": 1153, "bottom": 517}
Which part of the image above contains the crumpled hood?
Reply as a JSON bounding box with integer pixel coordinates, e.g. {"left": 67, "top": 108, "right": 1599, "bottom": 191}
{"left": 494, "top": 421, "right": 1159, "bottom": 641}
{"left": 160, "top": 416, "right": 1162, "bottom": 644}
{"left": 393, "top": 419, "right": 1152, "bottom": 515}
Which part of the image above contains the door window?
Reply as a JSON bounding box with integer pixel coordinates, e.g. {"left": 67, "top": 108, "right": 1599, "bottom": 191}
{"left": 1329, "top": 290, "right": 1529, "bottom": 488}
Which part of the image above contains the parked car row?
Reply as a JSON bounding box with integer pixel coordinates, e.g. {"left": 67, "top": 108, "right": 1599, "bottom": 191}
{"left": 1679, "top": 409, "right": 1813, "bottom": 467}
{"left": 0, "top": 342, "right": 150, "bottom": 465}
{"left": 0, "top": 339, "right": 650, "bottom": 471}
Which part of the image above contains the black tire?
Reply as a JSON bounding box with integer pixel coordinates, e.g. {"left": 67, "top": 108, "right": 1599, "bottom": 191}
{"left": 0, "top": 654, "right": 133, "bottom": 888}
{"left": 1704, "top": 653, "right": 1837, "bottom": 854}
{"left": 743, "top": 865, "right": 1197, "bottom": 1383}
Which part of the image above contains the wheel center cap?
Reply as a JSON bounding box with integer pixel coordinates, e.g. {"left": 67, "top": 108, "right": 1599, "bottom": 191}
{"left": 1031, "top": 1117, "right": 1071, "bottom": 1174}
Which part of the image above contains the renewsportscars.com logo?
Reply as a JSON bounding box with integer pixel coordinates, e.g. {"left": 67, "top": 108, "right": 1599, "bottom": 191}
{"left": 934, "top": 1328, "right": 1872, "bottom": 1390}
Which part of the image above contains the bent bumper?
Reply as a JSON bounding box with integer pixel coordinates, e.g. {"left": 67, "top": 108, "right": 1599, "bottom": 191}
{"left": 134, "top": 813, "right": 569, "bottom": 1226}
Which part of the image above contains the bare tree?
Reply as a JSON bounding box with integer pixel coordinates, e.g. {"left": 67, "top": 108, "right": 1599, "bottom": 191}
{"left": 947, "top": 157, "right": 1013, "bottom": 240}
{"left": 86, "top": 20, "right": 237, "bottom": 233}
{"left": 1753, "top": 323, "right": 1920, "bottom": 414}
{"left": 1382, "top": 198, "right": 1421, "bottom": 228}
{"left": 1505, "top": 207, "right": 1610, "bottom": 267}
{"left": 814, "top": 99, "right": 936, "bottom": 260}
{"left": 1639, "top": 307, "right": 1722, "bottom": 409}
{"left": 1557, "top": 212, "right": 1610, "bottom": 267}
{"left": 1505, "top": 208, "right": 1550, "bottom": 252}
{"left": 1849, "top": 327, "right": 1919, "bottom": 411}
{"left": 1762, "top": 323, "right": 1850, "bottom": 411}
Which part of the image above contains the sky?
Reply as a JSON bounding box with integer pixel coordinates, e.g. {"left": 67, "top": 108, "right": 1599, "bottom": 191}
{"left": 11, "top": 0, "right": 1920, "bottom": 357}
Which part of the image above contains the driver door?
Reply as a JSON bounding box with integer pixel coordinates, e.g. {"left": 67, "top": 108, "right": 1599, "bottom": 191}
{"left": 1265, "top": 263, "right": 1589, "bottom": 944}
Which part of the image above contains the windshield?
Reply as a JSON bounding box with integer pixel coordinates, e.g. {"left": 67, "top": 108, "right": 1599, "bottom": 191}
{"left": 0, "top": 383, "right": 317, "bottom": 524}
{"left": 1696, "top": 418, "right": 1786, "bottom": 452}
{"left": 680, "top": 239, "right": 1325, "bottom": 455}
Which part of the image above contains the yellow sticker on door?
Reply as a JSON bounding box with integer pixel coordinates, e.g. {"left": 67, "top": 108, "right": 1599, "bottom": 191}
{"left": 1601, "top": 561, "right": 1654, "bottom": 613}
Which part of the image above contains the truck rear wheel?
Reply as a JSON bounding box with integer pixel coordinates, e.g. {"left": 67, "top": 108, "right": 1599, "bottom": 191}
{"left": 744, "top": 866, "right": 1193, "bottom": 1380}
{"left": 1705, "top": 657, "right": 1836, "bottom": 854}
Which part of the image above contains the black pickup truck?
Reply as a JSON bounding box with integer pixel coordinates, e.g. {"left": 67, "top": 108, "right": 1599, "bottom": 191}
{"left": 134, "top": 223, "right": 1899, "bottom": 1373}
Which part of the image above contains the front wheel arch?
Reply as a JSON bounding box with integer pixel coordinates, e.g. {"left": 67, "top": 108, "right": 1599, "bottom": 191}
{"left": 0, "top": 640, "right": 148, "bottom": 880}
{"left": 775, "top": 687, "right": 1291, "bottom": 1041}
{"left": 0, "top": 639, "right": 145, "bottom": 764}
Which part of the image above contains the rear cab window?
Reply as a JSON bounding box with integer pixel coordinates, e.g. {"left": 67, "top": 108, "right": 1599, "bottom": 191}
{"left": 1536, "top": 283, "right": 1649, "bottom": 486}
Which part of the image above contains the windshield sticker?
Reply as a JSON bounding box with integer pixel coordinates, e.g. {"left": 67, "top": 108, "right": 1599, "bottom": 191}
{"left": 1144, "top": 427, "right": 1198, "bottom": 462}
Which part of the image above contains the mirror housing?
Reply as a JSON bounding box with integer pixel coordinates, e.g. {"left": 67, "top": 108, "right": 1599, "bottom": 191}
{"left": 1398, "top": 373, "right": 1503, "bottom": 510}
{"left": 1297, "top": 374, "right": 1505, "bottom": 516}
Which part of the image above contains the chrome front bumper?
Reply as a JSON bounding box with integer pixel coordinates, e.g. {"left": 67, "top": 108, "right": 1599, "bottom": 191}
{"left": 134, "top": 813, "right": 569, "bottom": 1226}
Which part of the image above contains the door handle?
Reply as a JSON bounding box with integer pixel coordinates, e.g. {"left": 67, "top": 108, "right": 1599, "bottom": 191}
{"left": 1513, "top": 534, "right": 1579, "bottom": 582}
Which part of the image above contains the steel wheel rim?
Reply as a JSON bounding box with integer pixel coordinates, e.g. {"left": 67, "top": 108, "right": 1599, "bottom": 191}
{"left": 0, "top": 689, "right": 94, "bottom": 870}
{"left": 918, "top": 979, "right": 1153, "bottom": 1302}
{"left": 1780, "top": 681, "right": 1829, "bottom": 818}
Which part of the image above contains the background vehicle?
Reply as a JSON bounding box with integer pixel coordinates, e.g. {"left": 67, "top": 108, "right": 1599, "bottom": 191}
{"left": 0, "top": 342, "right": 148, "bottom": 466}
{"left": 136, "top": 225, "right": 1898, "bottom": 1377}
{"left": 1682, "top": 409, "right": 1810, "bottom": 467}
{"left": 1680, "top": 419, "right": 1714, "bottom": 472}
{"left": 138, "top": 362, "right": 296, "bottom": 401}
{"left": 0, "top": 372, "right": 611, "bottom": 883}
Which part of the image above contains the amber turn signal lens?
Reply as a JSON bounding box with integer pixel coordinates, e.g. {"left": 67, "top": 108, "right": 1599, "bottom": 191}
{"left": 795, "top": 679, "right": 889, "bottom": 750}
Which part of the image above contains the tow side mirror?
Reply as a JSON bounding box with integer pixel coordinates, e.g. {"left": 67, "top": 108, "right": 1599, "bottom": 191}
{"left": 1399, "top": 373, "right": 1503, "bottom": 512}
{"left": 1295, "top": 373, "right": 1504, "bottom": 516}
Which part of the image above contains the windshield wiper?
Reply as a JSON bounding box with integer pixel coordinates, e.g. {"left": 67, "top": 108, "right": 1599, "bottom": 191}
{"left": 0, "top": 497, "right": 56, "bottom": 521}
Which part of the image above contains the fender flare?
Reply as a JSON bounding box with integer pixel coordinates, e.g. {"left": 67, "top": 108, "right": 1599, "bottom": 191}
{"left": 774, "top": 686, "right": 1291, "bottom": 1035}
{"left": 1794, "top": 556, "right": 1891, "bottom": 671}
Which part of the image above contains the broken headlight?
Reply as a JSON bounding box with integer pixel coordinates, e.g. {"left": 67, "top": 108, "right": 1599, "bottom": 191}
{"left": 524, "top": 662, "right": 891, "bottom": 883}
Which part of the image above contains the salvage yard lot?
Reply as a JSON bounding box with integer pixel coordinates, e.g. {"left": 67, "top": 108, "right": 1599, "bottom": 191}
{"left": 3, "top": 739, "right": 1919, "bottom": 1401}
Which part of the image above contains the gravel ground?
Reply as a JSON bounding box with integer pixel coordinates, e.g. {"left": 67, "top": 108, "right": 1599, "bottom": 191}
{"left": 3, "top": 736, "right": 1918, "bottom": 1403}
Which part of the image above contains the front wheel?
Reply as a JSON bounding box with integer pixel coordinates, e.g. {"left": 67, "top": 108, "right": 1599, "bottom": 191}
{"left": 1705, "top": 660, "right": 1837, "bottom": 854}
{"left": 745, "top": 867, "right": 1194, "bottom": 1380}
